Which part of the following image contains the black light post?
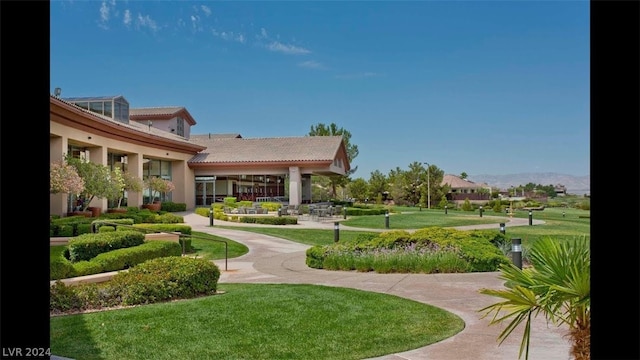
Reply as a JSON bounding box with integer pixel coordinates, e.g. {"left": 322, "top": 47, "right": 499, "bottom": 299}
{"left": 209, "top": 209, "right": 214, "bottom": 226}
{"left": 277, "top": 207, "right": 282, "bottom": 217}
{"left": 444, "top": 205, "right": 448, "bottom": 215}
{"left": 562, "top": 211, "right": 565, "bottom": 218}
{"left": 343, "top": 206, "right": 347, "bottom": 219}
{"left": 479, "top": 206, "right": 483, "bottom": 218}
{"left": 419, "top": 204, "right": 422, "bottom": 211}
{"left": 529, "top": 211, "right": 533, "bottom": 226}
{"left": 499, "top": 223, "right": 505, "bottom": 235}
{"left": 511, "top": 238, "right": 522, "bottom": 269}
{"left": 334, "top": 222, "right": 340, "bottom": 242}
{"left": 385, "top": 210, "right": 390, "bottom": 229}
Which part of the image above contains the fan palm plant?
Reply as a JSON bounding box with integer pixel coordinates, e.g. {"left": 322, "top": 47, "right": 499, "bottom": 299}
{"left": 479, "top": 236, "right": 590, "bottom": 360}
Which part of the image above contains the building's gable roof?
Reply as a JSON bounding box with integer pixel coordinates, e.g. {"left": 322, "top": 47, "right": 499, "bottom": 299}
{"left": 130, "top": 106, "right": 197, "bottom": 125}
{"left": 188, "top": 135, "right": 347, "bottom": 167}
{"left": 442, "top": 174, "right": 489, "bottom": 189}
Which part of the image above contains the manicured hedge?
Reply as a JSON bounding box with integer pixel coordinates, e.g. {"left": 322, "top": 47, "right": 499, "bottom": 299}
{"left": 50, "top": 256, "right": 220, "bottom": 313}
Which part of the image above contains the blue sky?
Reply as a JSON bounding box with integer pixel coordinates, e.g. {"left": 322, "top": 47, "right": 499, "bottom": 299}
{"left": 50, "top": 1, "right": 590, "bottom": 179}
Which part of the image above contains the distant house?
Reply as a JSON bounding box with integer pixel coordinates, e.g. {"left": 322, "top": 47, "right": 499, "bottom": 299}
{"left": 554, "top": 184, "right": 567, "bottom": 196}
{"left": 441, "top": 174, "right": 492, "bottom": 202}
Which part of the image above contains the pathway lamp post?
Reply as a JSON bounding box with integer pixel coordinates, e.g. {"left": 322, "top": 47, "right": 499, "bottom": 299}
{"left": 511, "top": 238, "right": 522, "bottom": 269}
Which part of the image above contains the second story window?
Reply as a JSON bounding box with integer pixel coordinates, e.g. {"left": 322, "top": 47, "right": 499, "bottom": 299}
{"left": 177, "top": 117, "right": 185, "bottom": 136}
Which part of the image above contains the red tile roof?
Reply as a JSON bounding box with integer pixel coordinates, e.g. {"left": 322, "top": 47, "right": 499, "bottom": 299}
{"left": 188, "top": 135, "right": 345, "bottom": 164}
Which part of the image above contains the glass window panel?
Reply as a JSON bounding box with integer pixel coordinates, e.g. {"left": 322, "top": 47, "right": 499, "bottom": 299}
{"left": 75, "top": 102, "right": 89, "bottom": 110}
{"left": 89, "top": 101, "right": 103, "bottom": 114}
{"left": 161, "top": 161, "right": 171, "bottom": 179}
{"left": 149, "top": 160, "right": 160, "bottom": 177}
{"left": 104, "top": 101, "right": 113, "bottom": 118}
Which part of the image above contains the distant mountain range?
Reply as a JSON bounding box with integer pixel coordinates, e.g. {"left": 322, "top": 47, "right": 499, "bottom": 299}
{"left": 467, "top": 173, "right": 590, "bottom": 195}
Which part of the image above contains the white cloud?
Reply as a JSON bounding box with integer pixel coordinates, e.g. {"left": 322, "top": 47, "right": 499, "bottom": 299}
{"left": 298, "top": 60, "right": 325, "bottom": 69}
{"left": 190, "top": 15, "right": 202, "bottom": 32}
{"left": 212, "top": 29, "right": 246, "bottom": 44}
{"left": 266, "top": 41, "right": 310, "bottom": 55}
{"left": 201, "top": 5, "right": 212, "bottom": 17}
{"left": 258, "top": 27, "right": 268, "bottom": 39}
{"left": 123, "top": 9, "right": 131, "bottom": 27}
{"left": 136, "top": 13, "right": 159, "bottom": 33}
{"left": 98, "top": 1, "right": 110, "bottom": 29}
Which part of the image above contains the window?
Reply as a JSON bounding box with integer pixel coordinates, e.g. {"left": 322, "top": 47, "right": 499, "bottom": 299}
{"left": 177, "top": 117, "right": 185, "bottom": 136}
{"left": 89, "top": 101, "right": 103, "bottom": 114}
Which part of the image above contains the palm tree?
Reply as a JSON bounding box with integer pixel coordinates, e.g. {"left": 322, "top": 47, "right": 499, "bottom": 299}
{"left": 478, "top": 236, "right": 590, "bottom": 360}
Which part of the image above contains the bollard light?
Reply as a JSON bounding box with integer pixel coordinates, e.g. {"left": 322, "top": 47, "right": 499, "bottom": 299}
{"left": 445, "top": 205, "right": 448, "bottom": 215}
{"left": 334, "top": 222, "right": 340, "bottom": 242}
{"left": 343, "top": 206, "right": 347, "bottom": 219}
{"left": 419, "top": 204, "right": 422, "bottom": 211}
{"left": 511, "top": 238, "right": 522, "bottom": 269}
{"left": 385, "top": 210, "right": 390, "bottom": 229}
{"left": 479, "top": 206, "right": 483, "bottom": 218}
{"left": 209, "top": 209, "right": 214, "bottom": 226}
{"left": 277, "top": 208, "right": 282, "bottom": 217}
{"left": 499, "top": 223, "right": 505, "bottom": 235}
{"left": 562, "top": 211, "right": 565, "bottom": 218}
{"left": 528, "top": 211, "right": 533, "bottom": 226}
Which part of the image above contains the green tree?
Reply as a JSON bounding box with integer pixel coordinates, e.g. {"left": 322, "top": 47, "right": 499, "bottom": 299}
{"left": 116, "top": 171, "right": 144, "bottom": 208}
{"left": 461, "top": 198, "right": 473, "bottom": 211}
{"left": 460, "top": 172, "right": 468, "bottom": 180}
{"left": 348, "top": 178, "right": 369, "bottom": 202}
{"left": 367, "top": 170, "right": 388, "bottom": 201}
{"left": 67, "top": 156, "right": 117, "bottom": 211}
{"left": 309, "top": 122, "right": 359, "bottom": 197}
{"left": 437, "top": 196, "right": 449, "bottom": 209}
{"left": 105, "top": 167, "right": 126, "bottom": 208}
{"left": 50, "top": 160, "right": 84, "bottom": 195}
{"left": 479, "top": 236, "right": 590, "bottom": 360}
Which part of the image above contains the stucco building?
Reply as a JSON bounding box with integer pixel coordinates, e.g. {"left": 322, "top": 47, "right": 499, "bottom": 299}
{"left": 50, "top": 94, "right": 350, "bottom": 216}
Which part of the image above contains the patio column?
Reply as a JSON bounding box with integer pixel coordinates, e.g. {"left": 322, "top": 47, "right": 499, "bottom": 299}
{"left": 288, "top": 166, "right": 302, "bottom": 206}
{"left": 88, "top": 145, "right": 108, "bottom": 211}
{"left": 50, "top": 136, "right": 69, "bottom": 216}
{"left": 127, "top": 153, "right": 143, "bottom": 208}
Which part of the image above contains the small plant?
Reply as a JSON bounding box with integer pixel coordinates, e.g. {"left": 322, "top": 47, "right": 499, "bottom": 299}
{"left": 50, "top": 160, "right": 85, "bottom": 195}
{"left": 145, "top": 177, "right": 175, "bottom": 204}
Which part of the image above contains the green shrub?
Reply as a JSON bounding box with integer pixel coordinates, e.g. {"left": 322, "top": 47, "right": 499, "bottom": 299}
{"left": 306, "top": 227, "right": 510, "bottom": 273}
{"left": 109, "top": 256, "right": 220, "bottom": 305}
{"left": 50, "top": 258, "right": 77, "bottom": 280}
{"left": 461, "top": 199, "right": 473, "bottom": 211}
{"left": 224, "top": 197, "right": 237, "bottom": 207}
{"left": 125, "top": 223, "right": 192, "bottom": 235}
{"left": 66, "top": 231, "right": 146, "bottom": 262}
{"left": 239, "top": 216, "right": 298, "bottom": 225}
{"left": 98, "top": 226, "right": 116, "bottom": 233}
{"left": 160, "top": 201, "right": 187, "bottom": 212}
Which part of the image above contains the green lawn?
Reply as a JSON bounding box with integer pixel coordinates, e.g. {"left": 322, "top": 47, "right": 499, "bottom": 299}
{"left": 216, "top": 227, "right": 378, "bottom": 246}
{"left": 51, "top": 283, "right": 464, "bottom": 360}
{"left": 341, "top": 208, "right": 503, "bottom": 229}
{"left": 495, "top": 207, "right": 590, "bottom": 246}
{"left": 50, "top": 206, "right": 588, "bottom": 359}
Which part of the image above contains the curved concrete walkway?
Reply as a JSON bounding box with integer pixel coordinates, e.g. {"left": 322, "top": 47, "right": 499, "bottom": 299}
{"left": 178, "top": 212, "right": 572, "bottom": 360}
